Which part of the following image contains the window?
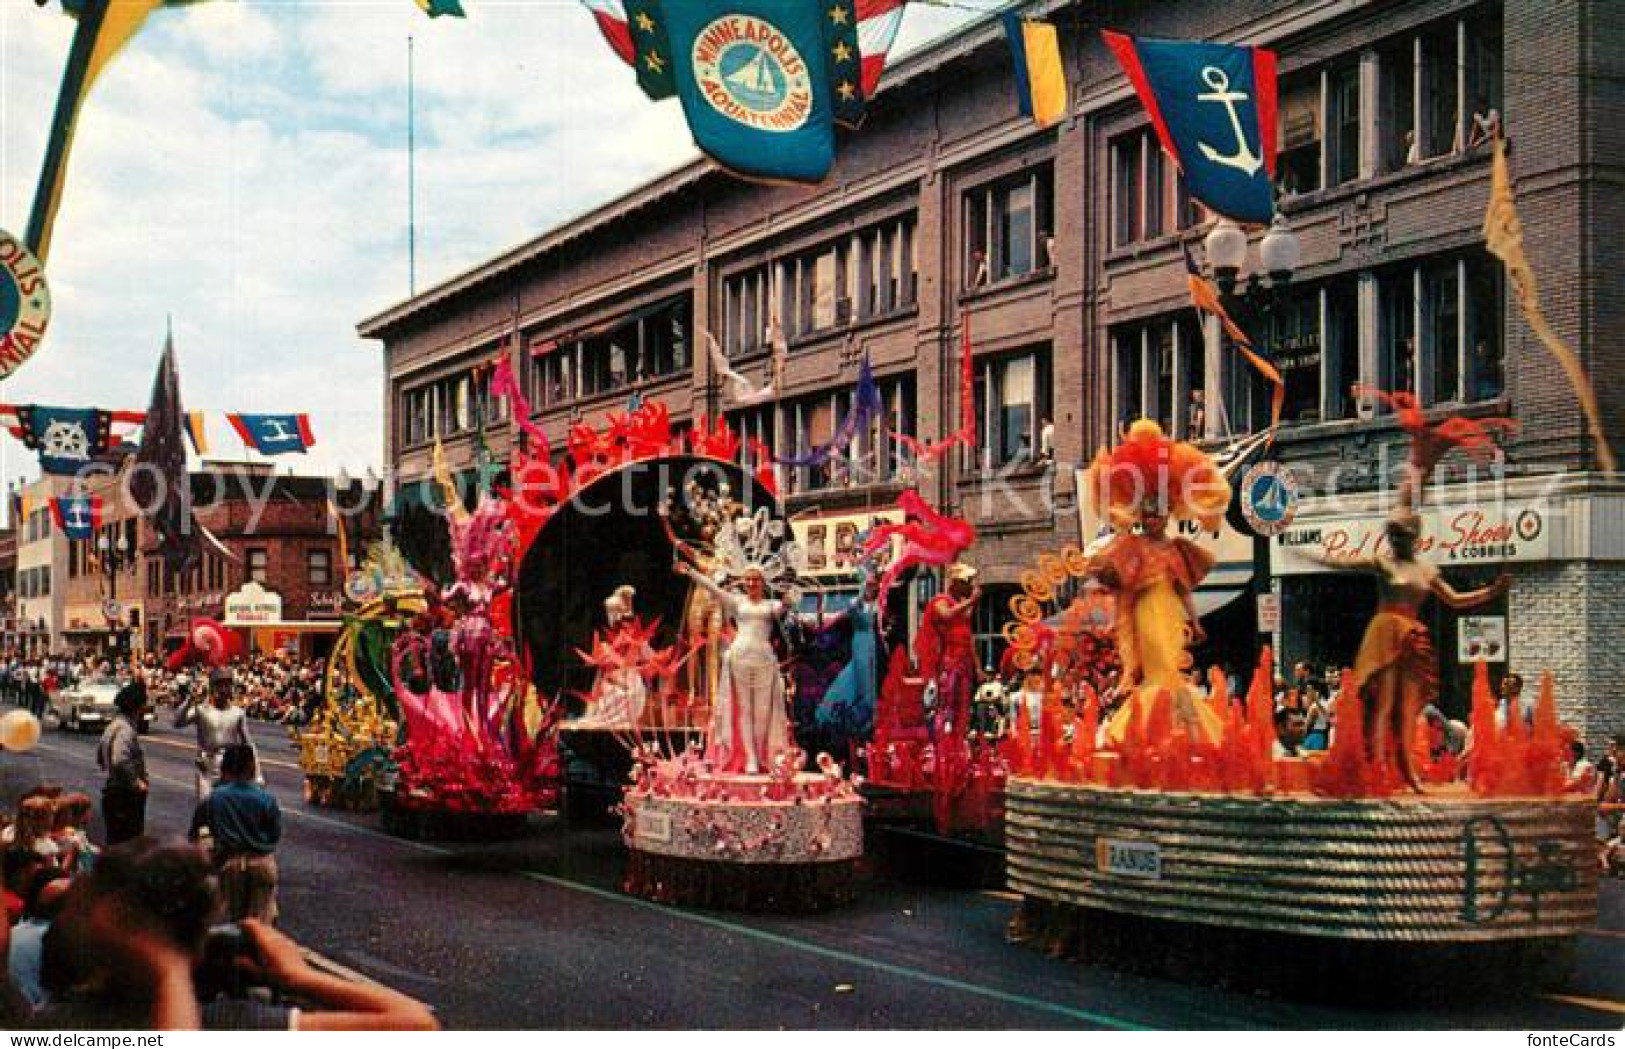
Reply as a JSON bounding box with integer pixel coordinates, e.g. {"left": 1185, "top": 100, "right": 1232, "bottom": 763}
{"left": 1328, "top": 62, "right": 1362, "bottom": 186}
{"left": 725, "top": 218, "right": 916, "bottom": 351}
{"left": 1216, "top": 282, "right": 1359, "bottom": 430}
{"left": 1114, "top": 317, "right": 1205, "bottom": 439}
{"left": 1325, "top": 279, "right": 1360, "bottom": 420}
{"left": 779, "top": 373, "right": 915, "bottom": 496}
{"left": 976, "top": 349, "right": 1051, "bottom": 469}
{"left": 247, "top": 548, "right": 269, "bottom": 584}
{"left": 1112, "top": 133, "right": 1142, "bottom": 247}
{"left": 1269, "top": 289, "right": 1324, "bottom": 424}
{"left": 1379, "top": 7, "right": 1503, "bottom": 170}
{"left": 1277, "top": 74, "right": 1322, "bottom": 194}
{"left": 532, "top": 341, "right": 573, "bottom": 408}
{"left": 1423, "top": 258, "right": 1460, "bottom": 403}
{"left": 965, "top": 165, "right": 1053, "bottom": 288}
{"left": 402, "top": 386, "right": 432, "bottom": 446}
{"left": 307, "top": 549, "right": 332, "bottom": 587}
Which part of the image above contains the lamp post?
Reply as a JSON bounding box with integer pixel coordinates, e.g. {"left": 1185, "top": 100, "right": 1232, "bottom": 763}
{"left": 1203, "top": 212, "right": 1301, "bottom": 669}
{"left": 97, "top": 527, "right": 135, "bottom": 657}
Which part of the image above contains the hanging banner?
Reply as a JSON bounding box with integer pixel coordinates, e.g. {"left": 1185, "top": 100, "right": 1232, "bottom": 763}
{"left": 228, "top": 412, "right": 315, "bottom": 455}
{"left": 0, "top": 230, "right": 50, "bottom": 378}
{"left": 1103, "top": 31, "right": 1278, "bottom": 225}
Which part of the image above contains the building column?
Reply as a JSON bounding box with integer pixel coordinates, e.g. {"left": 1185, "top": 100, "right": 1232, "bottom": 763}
{"left": 1356, "top": 272, "right": 1379, "bottom": 418}
{"left": 1359, "top": 49, "right": 1380, "bottom": 180}
{"left": 1203, "top": 313, "right": 1224, "bottom": 442}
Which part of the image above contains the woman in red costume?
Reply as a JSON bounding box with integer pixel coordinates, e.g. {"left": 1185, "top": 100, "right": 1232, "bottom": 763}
{"left": 916, "top": 562, "right": 980, "bottom": 740}
{"left": 1084, "top": 420, "right": 1230, "bottom": 749}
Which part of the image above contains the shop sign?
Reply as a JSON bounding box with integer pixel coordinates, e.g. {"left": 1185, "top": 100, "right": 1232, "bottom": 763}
{"left": 223, "top": 581, "right": 283, "bottom": 626}
{"left": 792, "top": 509, "right": 903, "bottom": 578}
{"left": 1239, "top": 462, "right": 1298, "bottom": 537}
{"left": 1273, "top": 502, "right": 1551, "bottom": 576}
{"left": 308, "top": 590, "right": 343, "bottom": 617}
{"left": 1458, "top": 616, "right": 1507, "bottom": 663}
{"left": 1096, "top": 837, "right": 1162, "bottom": 880}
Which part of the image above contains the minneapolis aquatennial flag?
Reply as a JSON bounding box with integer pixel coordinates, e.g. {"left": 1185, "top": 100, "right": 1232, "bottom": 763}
{"left": 48, "top": 496, "right": 103, "bottom": 540}
{"left": 228, "top": 413, "right": 315, "bottom": 456}
{"left": 1003, "top": 16, "right": 1066, "bottom": 129}
{"left": 412, "top": 0, "right": 466, "bottom": 17}
{"left": 591, "top": 1, "right": 892, "bottom": 183}
{"left": 29, "top": 1, "right": 212, "bottom": 262}
{"left": 1103, "top": 31, "right": 1278, "bottom": 225}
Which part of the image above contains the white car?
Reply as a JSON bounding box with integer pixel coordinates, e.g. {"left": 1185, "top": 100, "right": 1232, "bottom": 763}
{"left": 52, "top": 680, "right": 155, "bottom": 734}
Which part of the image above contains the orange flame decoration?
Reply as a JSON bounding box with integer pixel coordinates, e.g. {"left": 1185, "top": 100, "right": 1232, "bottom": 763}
{"left": 1005, "top": 644, "right": 1577, "bottom": 800}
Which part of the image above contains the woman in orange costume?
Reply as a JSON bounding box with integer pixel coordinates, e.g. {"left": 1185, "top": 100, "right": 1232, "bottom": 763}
{"left": 1337, "top": 508, "right": 1507, "bottom": 792}
{"left": 1084, "top": 420, "right": 1230, "bottom": 749}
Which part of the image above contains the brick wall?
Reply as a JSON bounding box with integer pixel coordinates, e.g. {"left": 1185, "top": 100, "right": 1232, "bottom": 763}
{"left": 1515, "top": 560, "right": 1625, "bottom": 749}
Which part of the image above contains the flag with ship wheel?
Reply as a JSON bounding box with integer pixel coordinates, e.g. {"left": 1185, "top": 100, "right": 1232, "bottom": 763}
{"left": 583, "top": 0, "right": 907, "bottom": 183}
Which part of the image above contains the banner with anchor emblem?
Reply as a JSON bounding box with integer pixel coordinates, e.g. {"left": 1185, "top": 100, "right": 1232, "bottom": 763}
{"left": 1103, "top": 31, "right": 1278, "bottom": 225}
{"left": 605, "top": 1, "right": 867, "bottom": 184}
{"left": 227, "top": 412, "right": 315, "bottom": 456}
{"left": 48, "top": 495, "right": 103, "bottom": 541}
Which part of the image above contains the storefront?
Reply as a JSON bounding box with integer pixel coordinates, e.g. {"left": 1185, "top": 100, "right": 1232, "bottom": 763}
{"left": 221, "top": 582, "right": 342, "bottom": 659}
{"left": 1268, "top": 476, "right": 1623, "bottom": 737}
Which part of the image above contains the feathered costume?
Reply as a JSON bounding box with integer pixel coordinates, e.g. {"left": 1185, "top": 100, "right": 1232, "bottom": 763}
{"left": 1084, "top": 420, "right": 1231, "bottom": 749}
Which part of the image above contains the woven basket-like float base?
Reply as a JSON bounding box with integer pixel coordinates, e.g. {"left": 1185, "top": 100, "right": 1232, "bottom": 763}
{"left": 1007, "top": 780, "right": 1597, "bottom": 944}
{"left": 1007, "top": 896, "right": 1577, "bottom": 1004}
{"left": 623, "top": 850, "right": 860, "bottom": 913}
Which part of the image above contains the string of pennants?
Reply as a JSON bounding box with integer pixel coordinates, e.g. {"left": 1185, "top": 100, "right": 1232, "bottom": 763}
{"left": 0, "top": 403, "right": 315, "bottom": 476}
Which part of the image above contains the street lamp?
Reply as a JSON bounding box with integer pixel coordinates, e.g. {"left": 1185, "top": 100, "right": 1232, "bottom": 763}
{"left": 1202, "top": 212, "right": 1301, "bottom": 671}
{"left": 1204, "top": 214, "right": 1300, "bottom": 299}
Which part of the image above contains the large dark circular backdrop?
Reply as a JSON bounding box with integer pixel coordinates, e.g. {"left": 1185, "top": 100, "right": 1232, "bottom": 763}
{"left": 514, "top": 454, "right": 780, "bottom": 705}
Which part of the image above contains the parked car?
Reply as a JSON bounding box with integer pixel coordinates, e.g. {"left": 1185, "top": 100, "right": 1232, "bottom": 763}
{"left": 52, "top": 679, "right": 155, "bottom": 734}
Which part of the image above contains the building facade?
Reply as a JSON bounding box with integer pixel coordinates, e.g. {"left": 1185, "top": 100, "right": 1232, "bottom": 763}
{"left": 360, "top": 0, "right": 1623, "bottom": 745}
{"left": 6, "top": 464, "right": 377, "bottom": 660}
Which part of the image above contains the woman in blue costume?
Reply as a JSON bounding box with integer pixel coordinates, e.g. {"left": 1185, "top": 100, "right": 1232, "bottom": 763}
{"left": 814, "top": 570, "right": 883, "bottom": 743}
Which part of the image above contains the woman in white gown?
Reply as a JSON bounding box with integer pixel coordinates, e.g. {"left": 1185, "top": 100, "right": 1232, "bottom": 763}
{"left": 678, "top": 565, "right": 790, "bottom": 775}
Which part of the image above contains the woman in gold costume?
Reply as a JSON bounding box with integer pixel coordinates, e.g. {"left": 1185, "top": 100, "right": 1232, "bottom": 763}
{"left": 1084, "top": 420, "right": 1230, "bottom": 749}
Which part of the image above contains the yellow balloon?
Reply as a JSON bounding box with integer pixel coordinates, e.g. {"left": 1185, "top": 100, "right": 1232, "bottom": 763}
{"left": 0, "top": 710, "right": 42, "bottom": 753}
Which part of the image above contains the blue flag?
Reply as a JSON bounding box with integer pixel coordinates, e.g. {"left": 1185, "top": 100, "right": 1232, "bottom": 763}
{"left": 1103, "top": 31, "right": 1278, "bottom": 225}
{"left": 622, "top": 2, "right": 854, "bottom": 184}
{"left": 49, "top": 495, "right": 102, "bottom": 540}
{"left": 228, "top": 412, "right": 314, "bottom": 455}
{"left": 15, "top": 405, "right": 108, "bottom": 475}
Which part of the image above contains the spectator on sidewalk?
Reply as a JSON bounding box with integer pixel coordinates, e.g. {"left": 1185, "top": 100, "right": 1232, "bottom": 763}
{"left": 31, "top": 837, "right": 437, "bottom": 1031}
{"left": 50, "top": 794, "right": 98, "bottom": 875}
{"left": 189, "top": 745, "right": 281, "bottom": 924}
{"left": 96, "top": 683, "right": 150, "bottom": 846}
{"left": 8, "top": 876, "right": 70, "bottom": 1010}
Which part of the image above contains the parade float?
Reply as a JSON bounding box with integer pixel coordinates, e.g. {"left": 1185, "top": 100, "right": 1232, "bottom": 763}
{"left": 298, "top": 540, "right": 423, "bottom": 810}
{"left": 998, "top": 417, "right": 1597, "bottom": 1000}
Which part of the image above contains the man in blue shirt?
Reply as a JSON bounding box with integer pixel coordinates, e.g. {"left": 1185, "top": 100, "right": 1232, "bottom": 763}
{"left": 189, "top": 744, "right": 281, "bottom": 923}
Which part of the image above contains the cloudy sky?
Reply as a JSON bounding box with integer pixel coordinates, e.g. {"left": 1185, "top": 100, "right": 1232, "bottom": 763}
{"left": 0, "top": 0, "right": 977, "bottom": 488}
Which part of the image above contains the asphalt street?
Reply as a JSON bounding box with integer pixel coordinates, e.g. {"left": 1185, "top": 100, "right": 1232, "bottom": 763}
{"left": 3, "top": 710, "right": 1621, "bottom": 1030}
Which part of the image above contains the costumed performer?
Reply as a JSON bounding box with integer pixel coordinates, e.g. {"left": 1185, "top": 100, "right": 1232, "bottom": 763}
{"left": 174, "top": 667, "right": 258, "bottom": 800}
{"left": 580, "top": 585, "right": 651, "bottom": 728}
{"left": 1310, "top": 388, "right": 1514, "bottom": 792}
{"left": 813, "top": 569, "right": 883, "bottom": 742}
{"left": 676, "top": 564, "right": 792, "bottom": 775}
{"left": 1084, "top": 419, "right": 1230, "bottom": 749}
{"left": 916, "top": 562, "right": 981, "bottom": 741}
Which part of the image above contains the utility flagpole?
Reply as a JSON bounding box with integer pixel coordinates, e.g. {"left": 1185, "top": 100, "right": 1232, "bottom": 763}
{"left": 408, "top": 35, "right": 417, "bottom": 297}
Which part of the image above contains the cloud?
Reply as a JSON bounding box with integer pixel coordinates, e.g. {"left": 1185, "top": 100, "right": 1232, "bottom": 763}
{"left": 0, "top": 0, "right": 975, "bottom": 490}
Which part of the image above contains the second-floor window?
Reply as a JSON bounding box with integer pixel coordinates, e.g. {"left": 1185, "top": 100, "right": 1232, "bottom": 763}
{"left": 400, "top": 366, "right": 500, "bottom": 448}
{"left": 781, "top": 373, "right": 916, "bottom": 496}
{"left": 307, "top": 549, "right": 332, "bottom": 587}
{"left": 974, "top": 348, "right": 1051, "bottom": 470}
{"left": 1113, "top": 316, "right": 1204, "bottom": 439}
{"left": 964, "top": 165, "right": 1054, "bottom": 289}
{"left": 247, "top": 548, "right": 269, "bottom": 585}
{"left": 1377, "top": 252, "right": 1503, "bottom": 408}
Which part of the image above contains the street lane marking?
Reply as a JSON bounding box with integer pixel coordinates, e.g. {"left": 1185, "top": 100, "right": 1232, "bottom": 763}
{"left": 31, "top": 738, "right": 1151, "bottom": 1031}
{"left": 1542, "top": 995, "right": 1625, "bottom": 1016}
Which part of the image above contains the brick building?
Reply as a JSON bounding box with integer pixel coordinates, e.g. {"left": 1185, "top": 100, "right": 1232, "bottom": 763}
{"left": 7, "top": 462, "right": 379, "bottom": 660}
{"left": 360, "top": 0, "right": 1623, "bottom": 745}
